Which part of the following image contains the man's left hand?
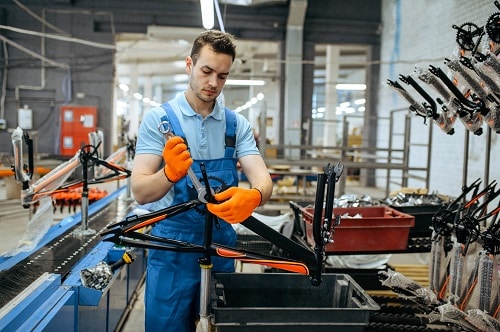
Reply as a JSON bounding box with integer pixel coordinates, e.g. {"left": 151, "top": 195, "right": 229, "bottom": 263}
{"left": 206, "top": 187, "right": 262, "bottom": 224}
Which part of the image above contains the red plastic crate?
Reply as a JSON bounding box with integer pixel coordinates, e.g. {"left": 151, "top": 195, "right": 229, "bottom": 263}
{"left": 302, "top": 206, "right": 415, "bottom": 253}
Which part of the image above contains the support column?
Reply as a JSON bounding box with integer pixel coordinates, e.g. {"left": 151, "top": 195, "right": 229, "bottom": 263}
{"left": 323, "top": 45, "right": 340, "bottom": 147}
{"left": 364, "top": 44, "right": 380, "bottom": 187}
{"left": 283, "top": 0, "right": 307, "bottom": 159}
{"left": 111, "top": 83, "right": 119, "bottom": 150}
{"left": 128, "top": 64, "right": 140, "bottom": 138}
{"left": 143, "top": 76, "right": 153, "bottom": 113}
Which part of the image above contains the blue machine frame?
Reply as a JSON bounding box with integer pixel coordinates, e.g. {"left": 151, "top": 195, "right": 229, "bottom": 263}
{"left": 0, "top": 186, "right": 146, "bottom": 331}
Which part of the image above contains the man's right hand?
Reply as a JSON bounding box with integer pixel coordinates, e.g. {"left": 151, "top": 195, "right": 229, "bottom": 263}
{"left": 162, "top": 136, "right": 193, "bottom": 183}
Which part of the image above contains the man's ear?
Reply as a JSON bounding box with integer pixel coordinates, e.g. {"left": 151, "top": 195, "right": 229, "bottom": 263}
{"left": 186, "top": 56, "right": 193, "bottom": 74}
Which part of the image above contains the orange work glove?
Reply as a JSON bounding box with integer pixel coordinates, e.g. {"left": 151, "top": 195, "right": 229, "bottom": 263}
{"left": 162, "top": 136, "right": 193, "bottom": 183}
{"left": 207, "top": 187, "right": 262, "bottom": 224}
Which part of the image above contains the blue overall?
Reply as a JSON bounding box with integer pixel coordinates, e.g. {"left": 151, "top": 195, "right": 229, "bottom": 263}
{"left": 145, "top": 103, "right": 238, "bottom": 332}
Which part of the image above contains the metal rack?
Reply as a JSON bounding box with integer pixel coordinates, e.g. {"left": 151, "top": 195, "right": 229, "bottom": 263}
{"left": 262, "top": 110, "right": 431, "bottom": 198}
{"left": 386, "top": 108, "right": 432, "bottom": 194}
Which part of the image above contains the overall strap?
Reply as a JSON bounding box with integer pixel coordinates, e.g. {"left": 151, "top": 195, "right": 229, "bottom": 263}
{"left": 224, "top": 108, "right": 237, "bottom": 158}
{"left": 160, "top": 102, "right": 185, "bottom": 138}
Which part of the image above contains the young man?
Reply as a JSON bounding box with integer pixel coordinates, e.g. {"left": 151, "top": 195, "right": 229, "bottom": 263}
{"left": 131, "top": 30, "right": 273, "bottom": 332}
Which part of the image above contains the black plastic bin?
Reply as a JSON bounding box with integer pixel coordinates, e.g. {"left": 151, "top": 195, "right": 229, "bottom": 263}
{"left": 390, "top": 204, "right": 444, "bottom": 237}
{"left": 211, "top": 273, "right": 379, "bottom": 332}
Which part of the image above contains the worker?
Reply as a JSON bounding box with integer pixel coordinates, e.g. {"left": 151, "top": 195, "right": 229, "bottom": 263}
{"left": 131, "top": 29, "right": 273, "bottom": 332}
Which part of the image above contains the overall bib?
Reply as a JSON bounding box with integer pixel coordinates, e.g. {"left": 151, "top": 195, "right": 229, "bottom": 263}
{"left": 145, "top": 103, "right": 238, "bottom": 332}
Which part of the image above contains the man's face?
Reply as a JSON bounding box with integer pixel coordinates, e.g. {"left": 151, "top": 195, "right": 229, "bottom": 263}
{"left": 186, "top": 45, "right": 233, "bottom": 103}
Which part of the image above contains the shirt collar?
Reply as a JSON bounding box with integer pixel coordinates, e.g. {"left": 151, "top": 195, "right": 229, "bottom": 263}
{"left": 177, "top": 92, "right": 223, "bottom": 120}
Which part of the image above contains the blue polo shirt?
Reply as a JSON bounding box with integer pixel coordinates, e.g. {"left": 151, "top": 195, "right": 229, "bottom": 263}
{"left": 135, "top": 92, "right": 259, "bottom": 210}
{"left": 136, "top": 92, "right": 258, "bottom": 159}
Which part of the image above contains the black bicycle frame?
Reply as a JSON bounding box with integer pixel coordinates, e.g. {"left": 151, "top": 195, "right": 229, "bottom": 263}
{"left": 102, "top": 162, "right": 343, "bottom": 285}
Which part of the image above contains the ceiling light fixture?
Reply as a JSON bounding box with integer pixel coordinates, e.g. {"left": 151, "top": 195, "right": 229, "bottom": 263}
{"left": 226, "top": 79, "right": 265, "bottom": 86}
{"left": 200, "top": 0, "right": 215, "bottom": 29}
{"left": 336, "top": 83, "right": 366, "bottom": 91}
{"left": 119, "top": 83, "right": 129, "bottom": 92}
{"left": 234, "top": 92, "right": 265, "bottom": 113}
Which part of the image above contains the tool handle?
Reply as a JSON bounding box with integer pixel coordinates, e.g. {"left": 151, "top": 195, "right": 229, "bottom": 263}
{"left": 109, "top": 251, "right": 135, "bottom": 271}
{"left": 159, "top": 120, "right": 214, "bottom": 202}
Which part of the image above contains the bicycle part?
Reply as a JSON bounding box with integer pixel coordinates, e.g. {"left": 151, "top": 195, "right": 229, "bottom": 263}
{"left": 11, "top": 127, "right": 31, "bottom": 190}
{"left": 462, "top": 56, "right": 500, "bottom": 98}
{"left": 416, "top": 67, "right": 453, "bottom": 101}
{"left": 445, "top": 57, "right": 490, "bottom": 102}
{"left": 102, "top": 199, "right": 202, "bottom": 235}
{"left": 387, "top": 79, "right": 428, "bottom": 118}
{"left": 457, "top": 252, "right": 481, "bottom": 311}
{"left": 378, "top": 269, "right": 440, "bottom": 308}
{"left": 199, "top": 163, "right": 216, "bottom": 203}
{"left": 309, "top": 162, "right": 343, "bottom": 286}
{"left": 429, "top": 235, "right": 448, "bottom": 297}
{"left": 243, "top": 216, "right": 317, "bottom": 268}
{"left": 485, "top": 102, "right": 500, "bottom": 133}
{"left": 428, "top": 303, "right": 477, "bottom": 331}
{"left": 456, "top": 104, "right": 485, "bottom": 135}
{"left": 428, "top": 65, "right": 487, "bottom": 112}
{"left": 448, "top": 181, "right": 499, "bottom": 254}
{"left": 102, "top": 202, "right": 317, "bottom": 274}
{"left": 466, "top": 308, "right": 500, "bottom": 332}
{"left": 463, "top": 180, "right": 498, "bottom": 215}
{"left": 80, "top": 250, "right": 135, "bottom": 290}
{"left": 310, "top": 171, "right": 326, "bottom": 286}
{"left": 415, "top": 67, "right": 460, "bottom": 134}
{"left": 483, "top": 51, "right": 500, "bottom": 75}
{"left": 21, "top": 151, "right": 81, "bottom": 207}
{"left": 453, "top": 22, "right": 482, "bottom": 51}
{"left": 399, "top": 74, "right": 437, "bottom": 119}
{"left": 431, "top": 178, "right": 482, "bottom": 239}
{"left": 482, "top": 219, "right": 500, "bottom": 255}
{"left": 23, "top": 131, "right": 34, "bottom": 182}
{"left": 102, "top": 163, "right": 344, "bottom": 285}
{"left": 197, "top": 205, "right": 215, "bottom": 332}
{"left": 158, "top": 120, "right": 214, "bottom": 203}
{"left": 103, "top": 227, "right": 312, "bottom": 273}
{"left": 486, "top": 12, "right": 500, "bottom": 43}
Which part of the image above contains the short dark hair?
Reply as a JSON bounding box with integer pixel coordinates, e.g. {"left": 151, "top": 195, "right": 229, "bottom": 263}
{"left": 190, "top": 30, "right": 237, "bottom": 64}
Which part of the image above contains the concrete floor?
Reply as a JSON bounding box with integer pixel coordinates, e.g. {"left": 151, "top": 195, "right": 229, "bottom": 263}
{"left": 0, "top": 177, "right": 428, "bottom": 331}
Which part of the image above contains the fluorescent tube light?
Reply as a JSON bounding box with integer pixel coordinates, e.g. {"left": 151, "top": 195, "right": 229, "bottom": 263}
{"left": 336, "top": 83, "right": 366, "bottom": 91}
{"left": 226, "top": 79, "right": 265, "bottom": 86}
{"left": 119, "top": 83, "right": 129, "bottom": 92}
{"left": 200, "top": 0, "right": 215, "bottom": 29}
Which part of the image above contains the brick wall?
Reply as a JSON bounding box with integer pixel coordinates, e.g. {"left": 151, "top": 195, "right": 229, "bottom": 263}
{"left": 377, "top": 0, "right": 499, "bottom": 197}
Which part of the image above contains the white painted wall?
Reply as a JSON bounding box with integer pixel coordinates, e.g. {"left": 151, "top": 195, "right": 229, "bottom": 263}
{"left": 377, "top": 0, "right": 499, "bottom": 197}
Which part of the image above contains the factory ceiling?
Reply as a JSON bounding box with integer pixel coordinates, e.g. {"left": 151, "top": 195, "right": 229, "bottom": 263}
{"left": 1, "top": 0, "right": 381, "bottom": 103}
{"left": 107, "top": 0, "right": 380, "bottom": 97}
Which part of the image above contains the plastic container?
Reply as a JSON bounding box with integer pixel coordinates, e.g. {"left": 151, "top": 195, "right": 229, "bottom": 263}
{"left": 302, "top": 206, "right": 415, "bottom": 253}
{"left": 211, "top": 273, "right": 379, "bottom": 332}
{"left": 390, "top": 204, "right": 443, "bottom": 237}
